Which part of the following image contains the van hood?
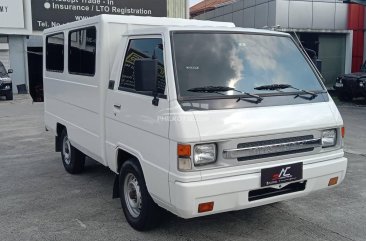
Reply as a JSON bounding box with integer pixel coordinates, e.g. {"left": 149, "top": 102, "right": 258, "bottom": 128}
{"left": 341, "top": 72, "right": 366, "bottom": 79}
{"left": 192, "top": 101, "right": 342, "bottom": 142}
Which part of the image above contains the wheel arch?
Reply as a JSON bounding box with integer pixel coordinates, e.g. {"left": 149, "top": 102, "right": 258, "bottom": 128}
{"left": 55, "top": 123, "right": 66, "bottom": 152}
{"left": 113, "top": 148, "right": 145, "bottom": 199}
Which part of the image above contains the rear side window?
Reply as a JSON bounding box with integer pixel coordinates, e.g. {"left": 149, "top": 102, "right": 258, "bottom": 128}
{"left": 68, "top": 27, "right": 96, "bottom": 76}
{"left": 120, "top": 38, "right": 166, "bottom": 95}
{"left": 46, "top": 33, "right": 64, "bottom": 72}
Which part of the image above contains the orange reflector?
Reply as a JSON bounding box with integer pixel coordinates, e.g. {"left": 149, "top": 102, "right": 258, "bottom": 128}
{"left": 178, "top": 144, "right": 191, "bottom": 157}
{"left": 198, "top": 202, "right": 214, "bottom": 213}
{"left": 341, "top": 127, "right": 345, "bottom": 138}
{"left": 328, "top": 177, "right": 339, "bottom": 186}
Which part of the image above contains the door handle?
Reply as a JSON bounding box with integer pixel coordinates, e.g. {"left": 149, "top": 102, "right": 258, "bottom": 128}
{"left": 113, "top": 104, "right": 121, "bottom": 109}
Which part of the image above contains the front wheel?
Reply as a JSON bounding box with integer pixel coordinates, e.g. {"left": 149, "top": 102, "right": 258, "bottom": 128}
{"left": 5, "top": 90, "right": 13, "bottom": 100}
{"left": 119, "top": 159, "right": 162, "bottom": 231}
{"left": 60, "top": 129, "right": 85, "bottom": 174}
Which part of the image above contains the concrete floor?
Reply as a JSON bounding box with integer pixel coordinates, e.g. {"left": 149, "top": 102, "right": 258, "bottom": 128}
{"left": 0, "top": 95, "right": 365, "bottom": 241}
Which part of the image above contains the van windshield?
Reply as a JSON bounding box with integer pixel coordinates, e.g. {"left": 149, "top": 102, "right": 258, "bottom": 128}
{"left": 171, "top": 32, "right": 325, "bottom": 99}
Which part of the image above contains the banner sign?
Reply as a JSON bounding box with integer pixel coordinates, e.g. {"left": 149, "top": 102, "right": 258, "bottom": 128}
{"left": 31, "top": 0, "right": 167, "bottom": 31}
{"left": 0, "top": 0, "right": 25, "bottom": 29}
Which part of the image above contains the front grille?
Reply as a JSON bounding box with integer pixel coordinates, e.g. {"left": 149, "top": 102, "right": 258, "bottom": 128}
{"left": 223, "top": 135, "right": 321, "bottom": 161}
{"left": 248, "top": 181, "right": 307, "bottom": 202}
{"left": 237, "top": 135, "right": 314, "bottom": 149}
{"left": 237, "top": 135, "right": 315, "bottom": 161}
{"left": 343, "top": 78, "right": 359, "bottom": 88}
{"left": 237, "top": 148, "right": 314, "bottom": 161}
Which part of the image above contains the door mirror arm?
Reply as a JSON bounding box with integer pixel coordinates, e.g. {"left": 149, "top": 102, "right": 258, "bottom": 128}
{"left": 152, "top": 91, "right": 159, "bottom": 106}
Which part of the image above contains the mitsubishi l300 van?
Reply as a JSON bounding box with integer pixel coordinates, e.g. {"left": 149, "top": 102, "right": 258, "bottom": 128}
{"left": 43, "top": 15, "right": 347, "bottom": 231}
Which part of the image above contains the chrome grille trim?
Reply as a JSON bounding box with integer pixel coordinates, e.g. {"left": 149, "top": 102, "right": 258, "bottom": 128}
{"left": 223, "top": 138, "right": 322, "bottom": 159}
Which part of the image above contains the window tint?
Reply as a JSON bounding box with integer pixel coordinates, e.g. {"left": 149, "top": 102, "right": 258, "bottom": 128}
{"left": 68, "top": 27, "right": 96, "bottom": 76}
{"left": 120, "top": 38, "right": 166, "bottom": 95}
{"left": 46, "top": 33, "right": 64, "bottom": 72}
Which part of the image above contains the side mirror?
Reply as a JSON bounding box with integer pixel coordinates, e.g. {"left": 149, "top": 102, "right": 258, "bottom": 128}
{"left": 134, "top": 59, "right": 159, "bottom": 106}
{"left": 7, "top": 69, "right": 13, "bottom": 74}
{"left": 134, "top": 59, "right": 158, "bottom": 92}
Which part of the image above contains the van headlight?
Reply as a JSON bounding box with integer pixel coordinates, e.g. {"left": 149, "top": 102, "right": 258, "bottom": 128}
{"left": 193, "top": 143, "right": 217, "bottom": 166}
{"left": 360, "top": 80, "right": 365, "bottom": 87}
{"left": 322, "top": 129, "right": 337, "bottom": 148}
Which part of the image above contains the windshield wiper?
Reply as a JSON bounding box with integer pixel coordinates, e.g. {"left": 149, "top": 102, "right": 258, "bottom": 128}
{"left": 187, "top": 86, "right": 263, "bottom": 104}
{"left": 254, "top": 84, "right": 318, "bottom": 100}
{"left": 187, "top": 86, "right": 234, "bottom": 93}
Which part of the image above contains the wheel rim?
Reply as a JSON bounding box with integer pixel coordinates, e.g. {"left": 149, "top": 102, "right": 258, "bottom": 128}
{"left": 62, "top": 135, "right": 71, "bottom": 165}
{"left": 124, "top": 173, "right": 142, "bottom": 218}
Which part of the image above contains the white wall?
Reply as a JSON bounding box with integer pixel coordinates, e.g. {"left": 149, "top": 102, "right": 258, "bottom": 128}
{"left": 9, "top": 35, "right": 27, "bottom": 92}
{"left": 0, "top": 0, "right": 32, "bottom": 36}
{"left": 346, "top": 31, "right": 353, "bottom": 74}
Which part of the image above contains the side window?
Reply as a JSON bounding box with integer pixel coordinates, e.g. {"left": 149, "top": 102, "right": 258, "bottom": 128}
{"left": 46, "top": 33, "right": 64, "bottom": 72}
{"left": 68, "top": 27, "right": 96, "bottom": 76}
{"left": 120, "top": 38, "right": 166, "bottom": 95}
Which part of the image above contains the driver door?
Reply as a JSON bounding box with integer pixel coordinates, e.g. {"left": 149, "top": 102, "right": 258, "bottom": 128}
{"left": 105, "top": 36, "right": 171, "bottom": 204}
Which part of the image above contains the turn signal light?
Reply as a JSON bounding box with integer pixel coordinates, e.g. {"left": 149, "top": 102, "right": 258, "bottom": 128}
{"left": 198, "top": 202, "right": 214, "bottom": 213}
{"left": 341, "top": 127, "right": 345, "bottom": 138}
{"left": 328, "top": 177, "right": 339, "bottom": 186}
{"left": 178, "top": 158, "right": 192, "bottom": 171}
{"left": 178, "top": 144, "right": 191, "bottom": 157}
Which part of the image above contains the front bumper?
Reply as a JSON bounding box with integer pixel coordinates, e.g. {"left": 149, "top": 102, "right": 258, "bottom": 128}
{"left": 0, "top": 83, "right": 12, "bottom": 95}
{"left": 170, "top": 157, "right": 347, "bottom": 219}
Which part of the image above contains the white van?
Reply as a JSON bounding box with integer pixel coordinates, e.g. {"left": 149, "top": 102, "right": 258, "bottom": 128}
{"left": 43, "top": 15, "right": 347, "bottom": 230}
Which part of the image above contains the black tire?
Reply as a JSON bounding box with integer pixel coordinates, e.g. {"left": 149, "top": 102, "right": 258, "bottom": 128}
{"left": 60, "top": 129, "right": 85, "bottom": 174}
{"left": 119, "top": 159, "right": 162, "bottom": 231}
{"left": 5, "top": 90, "right": 13, "bottom": 100}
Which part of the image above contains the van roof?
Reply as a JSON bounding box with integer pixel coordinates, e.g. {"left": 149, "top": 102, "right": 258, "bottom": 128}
{"left": 125, "top": 26, "right": 290, "bottom": 37}
{"left": 43, "top": 14, "right": 235, "bottom": 34}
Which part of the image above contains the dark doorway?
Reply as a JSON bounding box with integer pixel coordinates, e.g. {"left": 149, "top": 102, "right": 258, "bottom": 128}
{"left": 298, "top": 33, "right": 319, "bottom": 60}
{"left": 27, "top": 47, "right": 43, "bottom": 102}
{"left": 297, "top": 33, "right": 346, "bottom": 88}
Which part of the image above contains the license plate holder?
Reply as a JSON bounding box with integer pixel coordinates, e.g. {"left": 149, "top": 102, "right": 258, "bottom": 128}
{"left": 261, "top": 163, "right": 303, "bottom": 187}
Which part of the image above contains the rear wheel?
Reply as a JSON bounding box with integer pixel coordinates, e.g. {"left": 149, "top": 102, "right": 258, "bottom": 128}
{"left": 60, "top": 129, "right": 85, "bottom": 174}
{"left": 119, "top": 159, "right": 162, "bottom": 231}
{"left": 5, "top": 90, "right": 13, "bottom": 100}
